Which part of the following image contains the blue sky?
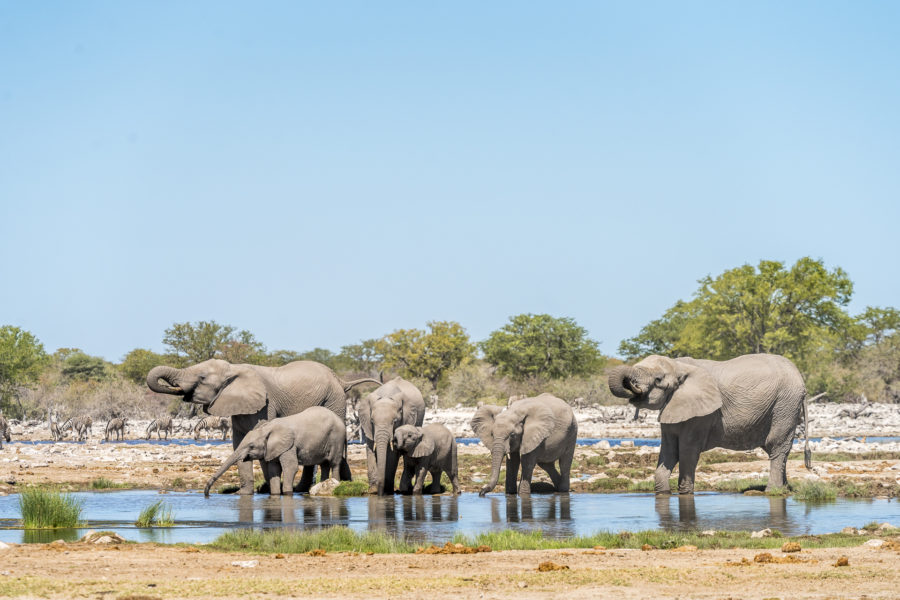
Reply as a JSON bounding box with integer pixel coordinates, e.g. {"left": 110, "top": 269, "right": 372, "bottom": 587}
{"left": 2, "top": 2, "right": 898, "bottom": 361}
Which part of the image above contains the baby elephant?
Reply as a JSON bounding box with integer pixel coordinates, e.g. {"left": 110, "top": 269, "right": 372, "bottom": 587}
{"left": 393, "top": 424, "right": 460, "bottom": 495}
{"left": 204, "top": 407, "right": 347, "bottom": 497}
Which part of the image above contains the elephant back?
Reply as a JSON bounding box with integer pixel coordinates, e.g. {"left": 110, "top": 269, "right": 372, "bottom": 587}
{"left": 268, "top": 361, "right": 347, "bottom": 419}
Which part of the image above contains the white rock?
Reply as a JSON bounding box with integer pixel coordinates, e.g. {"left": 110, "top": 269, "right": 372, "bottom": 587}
{"left": 593, "top": 440, "right": 611, "bottom": 450}
{"left": 231, "top": 560, "right": 258, "bottom": 568}
{"left": 879, "top": 522, "right": 897, "bottom": 531}
{"left": 0, "top": 541, "right": 11, "bottom": 550}
{"left": 700, "top": 530, "right": 716, "bottom": 537}
{"left": 864, "top": 539, "right": 885, "bottom": 548}
{"left": 619, "top": 440, "right": 634, "bottom": 448}
{"left": 309, "top": 478, "right": 341, "bottom": 496}
{"left": 751, "top": 528, "right": 773, "bottom": 539}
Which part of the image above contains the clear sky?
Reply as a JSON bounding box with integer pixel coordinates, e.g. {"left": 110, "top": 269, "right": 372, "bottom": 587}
{"left": 2, "top": 2, "right": 898, "bottom": 362}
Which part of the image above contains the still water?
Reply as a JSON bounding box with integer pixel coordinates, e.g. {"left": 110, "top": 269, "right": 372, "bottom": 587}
{"left": 0, "top": 491, "right": 897, "bottom": 544}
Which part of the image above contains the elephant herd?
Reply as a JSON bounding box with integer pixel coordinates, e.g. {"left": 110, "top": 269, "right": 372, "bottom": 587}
{"left": 147, "top": 352, "right": 818, "bottom": 498}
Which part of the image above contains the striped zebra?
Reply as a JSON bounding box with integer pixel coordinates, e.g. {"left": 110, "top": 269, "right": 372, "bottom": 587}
{"left": 145, "top": 416, "right": 174, "bottom": 440}
{"left": 61, "top": 415, "right": 93, "bottom": 441}
{"left": 0, "top": 415, "right": 10, "bottom": 449}
{"left": 192, "top": 416, "right": 230, "bottom": 440}
{"left": 104, "top": 417, "right": 127, "bottom": 441}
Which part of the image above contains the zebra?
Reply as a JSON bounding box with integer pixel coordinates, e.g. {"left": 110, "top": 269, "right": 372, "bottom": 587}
{"left": 49, "top": 413, "right": 64, "bottom": 441}
{"left": 145, "top": 416, "right": 175, "bottom": 440}
{"left": 61, "top": 415, "right": 93, "bottom": 441}
{"left": 104, "top": 417, "right": 127, "bottom": 441}
{"left": 191, "top": 416, "right": 230, "bottom": 440}
{"left": 0, "top": 415, "right": 10, "bottom": 449}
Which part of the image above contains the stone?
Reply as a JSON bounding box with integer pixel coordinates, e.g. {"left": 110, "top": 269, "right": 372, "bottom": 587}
{"left": 594, "top": 440, "right": 611, "bottom": 450}
{"left": 864, "top": 539, "right": 885, "bottom": 548}
{"left": 700, "top": 530, "right": 716, "bottom": 537}
{"left": 619, "top": 440, "right": 634, "bottom": 448}
{"left": 80, "top": 531, "right": 126, "bottom": 544}
{"left": 781, "top": 542, "right": 802, "bottom": 553}
{"left": 878, "top": 522, "right": 897, "bottom": 531}
{"left": 0, "top": 541, "right": 11, "bottom": 550}
{"left": 751, "top": 528, "right": 773, "bottom": 539}
{"left": 309, "top": 478, "right": 341, "bottom": 496}
{"left": 231, "top": 560, "right": 258, "bottom": 568}
{"left": 840, "top": 527, "right": 859, "bottom": 535}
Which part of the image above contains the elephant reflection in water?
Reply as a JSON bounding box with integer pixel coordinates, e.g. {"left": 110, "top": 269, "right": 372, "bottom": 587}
{"left": 401, "top": 495, "right": 459, "bottom": 523}
{"left": 654, "top": 495, "right": 788, "bottom": 531}
{"left": 237, "top": 495, "right": 301, "bottom": 524}
{"left": 491, "top": 495, "right": 572, "bottom": 524}
{"left": 301, "top": 497, "right": 349, "bottom": 526}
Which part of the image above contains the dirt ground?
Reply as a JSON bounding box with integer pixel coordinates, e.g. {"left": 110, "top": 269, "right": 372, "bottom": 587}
{"left": 0, "top": 539, "right": 898, "bottom": 599}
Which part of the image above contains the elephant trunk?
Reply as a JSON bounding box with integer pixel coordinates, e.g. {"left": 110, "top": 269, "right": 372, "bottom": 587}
{"left": 204, "top": 447, "right": 249, "bottom": 497}
{"left": 608, "top": 365, "right": 640, "bottom": 398}
{"left": 146, "top": 366, "right": 184, "bottom": 394}
{"left": 375, "top": 429, "right": 391, "bottom": 496}
{"left": 480, "top": 442, "right": 507, "bottom": 496}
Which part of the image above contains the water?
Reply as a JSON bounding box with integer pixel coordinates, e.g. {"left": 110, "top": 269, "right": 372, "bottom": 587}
{"left": 0, "top": 490, "right": 896, "bottom": 545}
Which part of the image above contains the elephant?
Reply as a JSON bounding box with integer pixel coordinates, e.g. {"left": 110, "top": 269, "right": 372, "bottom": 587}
{"left": 607, "top": 353, "right": 824, "bottom": 494}
{"left": 204, "top": 407, "right": 347, "bottom": 497}
{"left": 392, "top": 423, "right": 460, "bottom": 495}
{"left": 471, "top": 394, "right": 577, "bottom": 497}
{"left": 357, "top": 377, "right": 426, "bottom": 495}
{"left": 147, "top": 359, "right": 380, "bottom": 494}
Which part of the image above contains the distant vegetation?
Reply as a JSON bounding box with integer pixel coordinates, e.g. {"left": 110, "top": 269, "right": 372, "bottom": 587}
{"left": 1, "top": 257, "right": 897, "bottom": 419}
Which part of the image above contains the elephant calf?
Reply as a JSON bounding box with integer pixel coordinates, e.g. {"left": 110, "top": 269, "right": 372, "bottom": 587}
{"left": 204, "top": 407, "right": 347, "bottom": 497}
{"left": 393, "top": 424, "right": 460, "bottom": 495}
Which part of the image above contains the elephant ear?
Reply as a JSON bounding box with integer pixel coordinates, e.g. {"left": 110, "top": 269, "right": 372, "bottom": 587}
{"left": 411, "top": 433, "right": 435, "bottom": 458}
{"left": 207, "top": 365, "right": 267, "bottom": 417}
{"left": 471, "top": 405, "right": 504, "bottom": 447}
{"left": 520, "top": 404, "right": 556, "bottom": 455}
{"left": 660, "top": 361, "right": 723, "bottom": 424}
{"left": 358, "top": 395, "right": 374, "bottom": 441}
{"left": 265, "top": 425, "right": 295, "bottom": 462}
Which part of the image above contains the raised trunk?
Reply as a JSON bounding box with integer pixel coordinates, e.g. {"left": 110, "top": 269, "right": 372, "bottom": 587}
{"left": 479, "top": 442, "right": 506, "bottom": 496}
{"left": 146, "top": 366, "right": 184, "bottom": 394}
{"left": 608, "top": 365, "right": 637, "bottom": 398}
{"left": 204, "top": 447, "right": 248, "bottom": 497}
{"left": 375, "top": 430, "right": 391, "bottom": 496}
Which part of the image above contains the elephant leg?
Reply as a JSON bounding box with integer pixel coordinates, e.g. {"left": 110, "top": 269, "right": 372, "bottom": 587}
{"left": 518, "top": 453, "right": 538, "bottom": 496}
{"left": 265, "top": 459, "right": 283, "bottom": 496}
{"left": 538, "top": 462, "right": 562, "bottom": 489}
{"left": 320, "top": 461, "right": 331, "bottom": 481}
{"left": 766, "top": 442, "right": 792, "bottom": 490}
{"left": 398, "top": 459, "right": 415, "bottom": 494}
{"left": 655, "top": 433, "right": 678, "bottom": 494}
{"left": 385, "top": 448, "right": 400, "bottom": 494}
{"left": 505, "top": 452, "right": 520, "bottom": 495}
{"left": 676, "top": 437, "right": 702, "bottom": 495}
{"left": 338, "top": 458, "right": 352, "bottom": 481}
{"left": 449, "top": 469, "right": 461, "bottom": 495}
{"left": 237, "top": 460, "right": 255, "bottom": 495}
{"left": 427, "top": 468, "right": 443, "bottom": 494}
{"left": 557, "top": 444, "right": 575, "bottom": 492}
{"left": 365, "top": 445, "right": 378, "bottom": 493}
{"left": 296, "top": 466, "right": 315, "bottom": 493}
{"left": 279, "top": 453, "right": 298, "bottom": 495}
{"left": 412, "top": 464, "right": 428, "bottom": 494}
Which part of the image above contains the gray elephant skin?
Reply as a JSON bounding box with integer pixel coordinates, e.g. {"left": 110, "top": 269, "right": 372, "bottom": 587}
{"left": 471, "top": 394, "right": 577, "bottom": 496}
{"left": 393, "top": 423, "right": 460, "bottom": 495}
{"left": 608, "top": 353, "right": 822, "bottom": 494}
{"left": 147, "top": 358, "right": 379, "bottom": 494}
{"left": 358, "top": 377, "right": 426, "bottom": 495}
{"left": 204, "top": 407, "right": 346, "bottom": 497}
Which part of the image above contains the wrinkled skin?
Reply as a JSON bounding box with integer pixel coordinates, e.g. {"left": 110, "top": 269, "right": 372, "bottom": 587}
{"left": 471, "top": 394, "right": 577, "bottom": 497}
{"left": 358, "top": 377, "right": 426, "bottom": 495}
{"left": 608, "top": 353, "right": 818, "bottom": 494}
{"left": 147, "top": 359, "right": 379, "bottom": 494}
{"left": 393, "top": 424, "right": 460, "bottom": 495}
{"left": 204, "top": 407, "right": 348, "bottom": 497}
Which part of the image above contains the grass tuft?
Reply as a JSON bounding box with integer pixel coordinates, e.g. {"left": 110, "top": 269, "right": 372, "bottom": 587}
{"left": 211, "top": 526, "right": 414, "bottom": 554}
{"left": 90, "top": 477, "right": 127, "bottom": 490}
{"left": 333, "top": 481, "right": 369, "bottom": 497}
{"left": 18, "top": 488, "right": 83, "bottom": 529}
{"left": 792, "top": 480, "right": 838, "bottom": 502}
{"left": 135, "top": 500, "right": 174, "bottom": 527}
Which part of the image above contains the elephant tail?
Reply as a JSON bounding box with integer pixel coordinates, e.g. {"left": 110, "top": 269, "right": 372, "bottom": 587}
{"left": 339, "top": 377, "right": 382, "bottom": 393}
{"left": 804, "top": 392, "right": 827, "bottom": 469}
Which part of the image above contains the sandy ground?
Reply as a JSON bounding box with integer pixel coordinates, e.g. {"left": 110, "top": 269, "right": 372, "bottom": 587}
{"left": 0, "top": 539, "right": 898, "bottom": 599}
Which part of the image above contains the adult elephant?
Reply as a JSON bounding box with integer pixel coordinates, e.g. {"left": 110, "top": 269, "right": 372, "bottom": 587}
{"left": 147, "top": 359, "right": 380, "bottom": 494}
{"left": 471, "top": 394, "right": 577, "bottom": 496}
{"left": 607, "top": 353, "right": 823, "bottom": 494}
{"left": 357, "top": 377, "right": 425, "bottom": 495}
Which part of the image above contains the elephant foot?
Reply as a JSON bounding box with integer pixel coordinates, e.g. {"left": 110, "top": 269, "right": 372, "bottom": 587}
{"left": 237, "top": 486, "right": 255, "bottom": 495}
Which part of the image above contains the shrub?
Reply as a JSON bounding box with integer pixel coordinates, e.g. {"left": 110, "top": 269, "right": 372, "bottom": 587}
{"left": 211, "top": 527, "right": 413, "bottom": 554}
{"left": 135, "top": 500, "right": 174, "bottom": 527}
{"left": 792, "top": 480, "right": 838, "bottom": 502}
{"left": 19, "top": 488, "right": 83, "bottom": 529}
{"left": 333, "top": 481, "right": 369, "bottom": 497}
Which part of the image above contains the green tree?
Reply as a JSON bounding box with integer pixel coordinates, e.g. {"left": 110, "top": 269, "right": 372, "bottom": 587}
{"left": 162, "top": 321, "right": 265, "bottom": 364}
{"left": 0, "top": 326, "right": 49, "bottom": 415}
{"left": 481, "top": 314, "right": 604, "bottom": 381}
{"left": 380, "top": 321, "right": 475, "bottom": 390}
{"left": 619, "top": 258, "right": 858, "bottom": 373}
{"left": 60, "top": 351, "right": 109, "bottom": 382}
{"left": 338, "top": 339, "right": 384, "bottom": 375}
{"left": 119, "top": 348, "right": 168, "bottom": 384}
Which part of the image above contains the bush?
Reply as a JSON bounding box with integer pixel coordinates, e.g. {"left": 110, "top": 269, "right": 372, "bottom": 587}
{"left": 791, "top": 480, "right": 838, "bottom": 502}
{"left": 19, "top": 488, "right": 83, "bottom": 529}
{"left": 135, "top": 499, "right": 174, "bottom": 527}
{"left": 333, "top": 481, "right": 369, "bottom": 497}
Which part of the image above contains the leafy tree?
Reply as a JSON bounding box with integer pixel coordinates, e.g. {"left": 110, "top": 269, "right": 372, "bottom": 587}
{"left": 619, "top": 258, "right": 858, "bottom": 372}
{"left": 263, "top": 349, "right": 305, "bottom": 367}
{"left": 339, "top": 339, "right": 384, "bottom": 376}
{"left": 0, "top": 326, "right": 49, "bottom": 414}
{"left": 162, "top": 321, "right": 265, "bottom": 364}
{"left": 60, "top": 351, "right": 109, "bottom": 382}
{"left": 481, "top": 314, "right": 604, "bottom": 381}
{"left": 380, "top": 321, "right": 475, "bottom": 390}
{"left": 119, "top": 348, "right": 168, "bottom": 384}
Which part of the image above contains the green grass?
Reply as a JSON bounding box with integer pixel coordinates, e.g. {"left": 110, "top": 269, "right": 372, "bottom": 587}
{"left": 792, "top": 480, "right": 838, "bottom": 502}
{"left": 217, "top": 484, "right": 241, "bottom": 494}
{"left": 90, "top": 477, "right": 128, "bottom": 490}
{"left": 135, "top": 499, "right": 174, "bottom": 527}
{"left": 627, "top": 480, "right": 656, "bottom": 492}
{"left": 333, "top": 481, "right": 369, "bottom": 497}
{"left": 18, "top": 488, "right": 83, "bottom": 529}
{"left": 210, "top": 526, "right": 414, "bottom": 554}
{"left": 171, "top": 477, "right": 186, "bottom": 488}
{"left": 705, "top": 478, "right": 768, "bottom": 493}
